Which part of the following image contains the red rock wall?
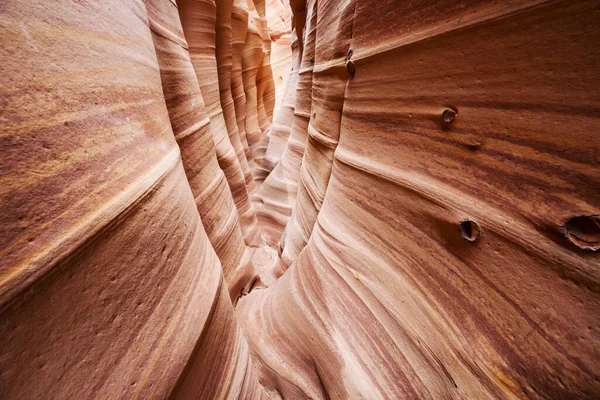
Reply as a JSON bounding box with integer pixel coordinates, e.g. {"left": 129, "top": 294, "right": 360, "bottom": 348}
{"left": 242, "top": 0, "right": 271, "bottom": 182}
{"left": 146, "top": 0, "right": 260, "bottom": 301}
{"left": 239, "top": 0, "right": 600, "bottom": 398}
{"left": 1, "top": 0, "right": 599, "bottom": 399}
{"left": 217, "top": 0, "right": 258, "bottom": 197}
{"left": 179, "top": 0, "right": 263, "bottom": 246}
{"left": 231, "top": 0, "right": 256, "bottom": 173}
{"left": 254, "top": 1, "right": 309, "bottom": 246}
{"left": 266, "top": 0, "right": 293, "bottom": 116}
{"left": 0, "top": 0, "right": 266, "bottom": 397}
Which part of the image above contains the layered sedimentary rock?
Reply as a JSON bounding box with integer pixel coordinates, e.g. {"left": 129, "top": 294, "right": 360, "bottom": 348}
{"left": 146, "top": 0, "right": 259, "bottom": 300}
{"left": 265, "top": 0, "right": 293, "bottom": 116}
{"left": 261, "top": 33, "right": 300, "bottom": 172}
{"left": 1, "top": 0, "right": 599, "bottom": 399}
{"left": 179, "top": 0, "right": 263, "bottom": 246}
{"left": 277, "top": 0, "right": 320, "bottom": 272}
{"left": 216, "top": 0, "right": 258, "bottom": 197}
{"left": 239, "top": 0, "right": 600, "bottom": 398}
{"left": 254, "top": 1, "right": 309, "bottom": 245}
{"left": 231, "top": 0, "right": 255, "bottom": 171}
{"left": 242, "top": 0, "right": 271, "bottom": 182}
{"left": 253, "top": 1, "right": 276, "bottom": 134}
{"left": 0, "top": 0, "right": 264, "bottom": 397}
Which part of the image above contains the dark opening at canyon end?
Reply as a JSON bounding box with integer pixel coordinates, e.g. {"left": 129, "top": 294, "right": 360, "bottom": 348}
{"left": 1, "top": 0, "right": 599, "bottom": 399}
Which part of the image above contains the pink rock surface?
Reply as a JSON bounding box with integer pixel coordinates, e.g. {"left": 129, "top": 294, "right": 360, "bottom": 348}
{"left": 146, "top": 0, "right": 259, "bottom": 301}
{"left": 1, "top": 0, "right": 599, "bottom": 399}
{"left": 242, "top": 0, "right": 271, "bottom": 182}
{"left": 239, "top": 0, "right": 600, "bottom": 398}
{"left": 179, "top": 0, "right": 263, "bottom": 246}
{"left": 0, "top": 0, "right": 265, "bottom": 397}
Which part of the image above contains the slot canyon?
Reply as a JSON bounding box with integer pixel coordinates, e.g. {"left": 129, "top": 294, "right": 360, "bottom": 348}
{"left": 1, "top": 0, "right": 599, "bottom": 398}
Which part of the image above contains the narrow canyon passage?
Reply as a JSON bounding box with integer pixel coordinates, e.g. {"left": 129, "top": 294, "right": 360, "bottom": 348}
{"left": 1, "top": 0, "right": 599, "bottom": 399}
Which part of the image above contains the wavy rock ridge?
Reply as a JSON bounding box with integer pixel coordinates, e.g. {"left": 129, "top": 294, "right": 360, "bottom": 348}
{"left": 1, "top": 0, "right": 599, "bottom": 399}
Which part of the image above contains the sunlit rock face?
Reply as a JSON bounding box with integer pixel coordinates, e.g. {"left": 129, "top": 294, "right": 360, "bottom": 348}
{"left": 1, "top": 0, "right": 599, "bottom": 399}
{"left": 0, "top": 0, "right": 265, "bottom": 398}
{"left": 178, "top": 0, "right": 267, "bottom": 248}
{"left": 239, "top": 0, "right": 600, "bottom": 399}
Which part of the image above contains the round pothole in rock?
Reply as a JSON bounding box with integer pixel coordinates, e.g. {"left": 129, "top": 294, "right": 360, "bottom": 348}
{"left": 443, "top": 109, "right": 457, "bottom": 123}
{"left": 459, "top": 219, "right": 480, "bottom": 242}
{"left": 562, "top": 215, "right": 600, "bottom": 251}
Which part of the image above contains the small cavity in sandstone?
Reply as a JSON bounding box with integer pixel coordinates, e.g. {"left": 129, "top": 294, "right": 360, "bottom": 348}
{"left": 460, "top": 219, "right": 480, "bottom": 242}
{"left": 562, "top": 215, "right": 600, "bottom": 251}
{"left": 346, "top": 59, "right": 356, "bottom": 77}
{"left": 443, "top": 109, "right": 457, "bottom": 123}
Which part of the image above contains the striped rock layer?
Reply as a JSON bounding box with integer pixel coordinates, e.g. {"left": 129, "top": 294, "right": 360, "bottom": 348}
{"left": 1, "top": 0, "right": 599, "bottom": 399}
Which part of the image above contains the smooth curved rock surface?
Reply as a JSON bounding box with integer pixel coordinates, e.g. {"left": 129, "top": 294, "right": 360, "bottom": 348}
{"left": 277, "top": 0, "right": 320, "bottom": 272}
{"left": 1, "top": 0, "right": 599, "bottom": 399}
{"left": 253, "top": 0, "right": 311, "bottom": 246}
{"left": 262, "top": 29, "right": 300, "bottom": 173}
{"left": 231, "top": 0, "right": 255, "bottom": 170}
{"left": 217, "top": 0, "right": 258, "bottom": 197}
{"left": 242, "top": 0, "right": 271, "bottom": 182}
{"left": 179, "top": 0, "right": 263, "bottom": 246}
{"left": 146, "top": 0, "right": 259, "bottom": 300}
{"left": 239, "top": 0, "right": 600, "bottom": 398}
{"left": 0, "top": 0, "right": 264, "bottom": 397}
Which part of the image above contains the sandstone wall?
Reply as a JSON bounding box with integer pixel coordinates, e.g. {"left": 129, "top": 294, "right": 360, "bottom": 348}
{"left": 240, "top": 0, "right": 600, "bottom": 398}
{"left": 0, "top": 0, "right": 270, "bottom": 397}
{"left": 1, "top": 0, "right": 598, "bottom": 399}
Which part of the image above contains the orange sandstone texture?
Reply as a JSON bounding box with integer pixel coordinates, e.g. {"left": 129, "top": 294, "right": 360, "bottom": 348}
{"left": 263, "top": 29, "right": 301, "bottom": 172}
{"left": 253, "top": 0, "right": 310, "bottom": 246}
{"left": 0, "top": 0, "right": 264, "bottom": 398}
{"left": 277, "top": 0, "right": 320, "bottom": 273}
{"left": 243, "top": 0, "right": 271, "bottom": 182}
{"left": 265, "top": 0, "right": 294, "bottom": 116}
{"left": 216, "top": 0, "right": 258, "bottom": 197}
{"left": 1, "top": 0, "right": 599, "bottom": 399}
{"left": 145, "top": 0, "right": 259, "bottom": 301}
{"left": 253, "top": 0, "right": 277, "bottom": 134}
{"left": 178, "top": 0, "right": 263, "bottom": 246}
{"left": 238, "top": 0, "right": 600, "bottom": 398}
{"left": 231, "top": 0, "right": 255, "bottom": 170}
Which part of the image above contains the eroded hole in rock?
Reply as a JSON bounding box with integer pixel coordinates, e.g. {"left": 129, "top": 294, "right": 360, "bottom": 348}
{"left": 459, "top": 219, "right": 480, "bottom": 242}
{"left": 346, "top": 59, "right": 356, "bottom": 77}
{"left": 443, "top": 109, "right": 457, "bottom": 123}
{"left": 562, "top": 215, "right": 600, "bottom": 251}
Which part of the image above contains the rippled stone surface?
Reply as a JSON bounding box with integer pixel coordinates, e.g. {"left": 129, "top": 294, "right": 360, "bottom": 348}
{"left": 1, "top": 0, "right": 599, "bottom": 399}
{"left": 240, "top": 1, "right": 600, "bottom": 398}
{"left": 0, "top": 0, "right": 267, "bottom": 397}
